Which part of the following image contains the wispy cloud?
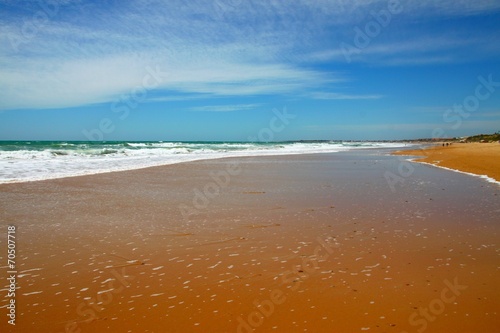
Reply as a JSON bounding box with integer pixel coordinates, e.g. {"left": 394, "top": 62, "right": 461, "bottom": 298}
{"left": 0, "top": 0, "right": 499, "bottom": 110}
{"left": 189, "top": 104, "right": 262, "bottom": 112}
{"left": 309, "top": 92, "right": 383, "bottom": 100}
{"left": 402, "top": 0, "right": 500, "bottom": 16}
{"left": 307, "top": 120, "right": 500, "bottom": 134}
{"left": 0, "top": 52, "right": 337, "bottom": 109}
{"left": 478, "top": 110, "right": 500, "bottom": 118}
{"left": 409, "top": 106, "right": 450, "bottom": 114}
{"left": 305, "top": 35, "right": 499, "bottom": 65}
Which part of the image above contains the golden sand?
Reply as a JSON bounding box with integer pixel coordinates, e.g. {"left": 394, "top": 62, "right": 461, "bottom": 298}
{"left": 0, "top": 154, "right": 498, "bottom": 332}
{"left": 394, "top": 142, "right": 500, "bottom": 182}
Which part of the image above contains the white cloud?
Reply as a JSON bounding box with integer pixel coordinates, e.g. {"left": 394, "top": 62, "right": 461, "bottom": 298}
{"left": 0, "top": 54, "right": 151, "bottom": 109}
{"left": 0, "top": 0, "right": 499, "bottom": 110}
{"left": 0, "top": 50, "right": 337, "bottom": 109}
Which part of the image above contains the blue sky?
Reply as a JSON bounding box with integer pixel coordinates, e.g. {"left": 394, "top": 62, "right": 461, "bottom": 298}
{"left": 0, "top": 0, "right": 499, "bottom": 141}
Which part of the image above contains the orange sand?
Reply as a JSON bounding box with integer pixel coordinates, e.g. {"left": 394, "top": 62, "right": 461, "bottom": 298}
{"left": 0, "top": 154, "right": 498, "bottom": 333}
{"left": 394, "top": 142, "right": 500, "bottom": 182}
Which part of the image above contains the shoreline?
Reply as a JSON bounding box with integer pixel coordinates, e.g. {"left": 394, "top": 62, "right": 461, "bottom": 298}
{"left": 413, "top": 160, "right": 500, "bottom": 185}
{"left": 393, "top": 142, "right": 500, "bottom": 184}
{"left": 0, "top": 146, "right": 407, "bottom": 185}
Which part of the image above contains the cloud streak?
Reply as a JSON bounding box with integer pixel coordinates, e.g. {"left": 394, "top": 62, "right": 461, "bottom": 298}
{"left": 309, "top": 92, "right": 383, "bottom": 100}
{"left": 189, "top": 104, "right": 262, "bottom": 112}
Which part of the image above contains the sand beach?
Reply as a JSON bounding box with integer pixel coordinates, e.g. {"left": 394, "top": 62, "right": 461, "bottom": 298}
{"left": 2, "top": 0, "right": 500, "bottom": 332}
{"left": 0, "top": 149, "right": 498, "bottom": 333}
{"left": 394, "top": 142, "right": 500, "bottom": 183}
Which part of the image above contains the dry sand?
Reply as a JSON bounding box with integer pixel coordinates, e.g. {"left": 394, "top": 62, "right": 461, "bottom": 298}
{"left": 394, "top": 142, "right": 500, "bottom": 182}
{"left": 0, "top": 151, "right": 499, "bottom": 333}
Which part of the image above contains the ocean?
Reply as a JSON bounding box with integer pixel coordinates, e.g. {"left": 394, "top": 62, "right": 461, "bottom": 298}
{"left": 0, "top": 141, "right": 408, "bottom": 184}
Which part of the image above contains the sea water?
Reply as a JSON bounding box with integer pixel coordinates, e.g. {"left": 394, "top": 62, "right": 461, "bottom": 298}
{"left": 0, "top": 141, "right": 408, "bottom": 184}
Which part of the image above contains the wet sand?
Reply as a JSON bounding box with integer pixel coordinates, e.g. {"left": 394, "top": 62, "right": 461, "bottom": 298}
{"left": 0, "top": 150, "right": 499, "bottom": 333}
{"left": 394, "top": 142, "right": 500, "bottom": 183}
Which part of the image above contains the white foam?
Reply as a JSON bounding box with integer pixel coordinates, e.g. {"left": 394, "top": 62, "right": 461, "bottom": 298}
{"left": 408, "top": 159, "right": 500, "bottom": 186}
{"left": 0, "top": 142, "right": 409, "bottom": 184}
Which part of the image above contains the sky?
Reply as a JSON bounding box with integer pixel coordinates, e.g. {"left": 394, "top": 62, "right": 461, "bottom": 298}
{"left": 0, "top": 0, "right": 499, "bottom": 141}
